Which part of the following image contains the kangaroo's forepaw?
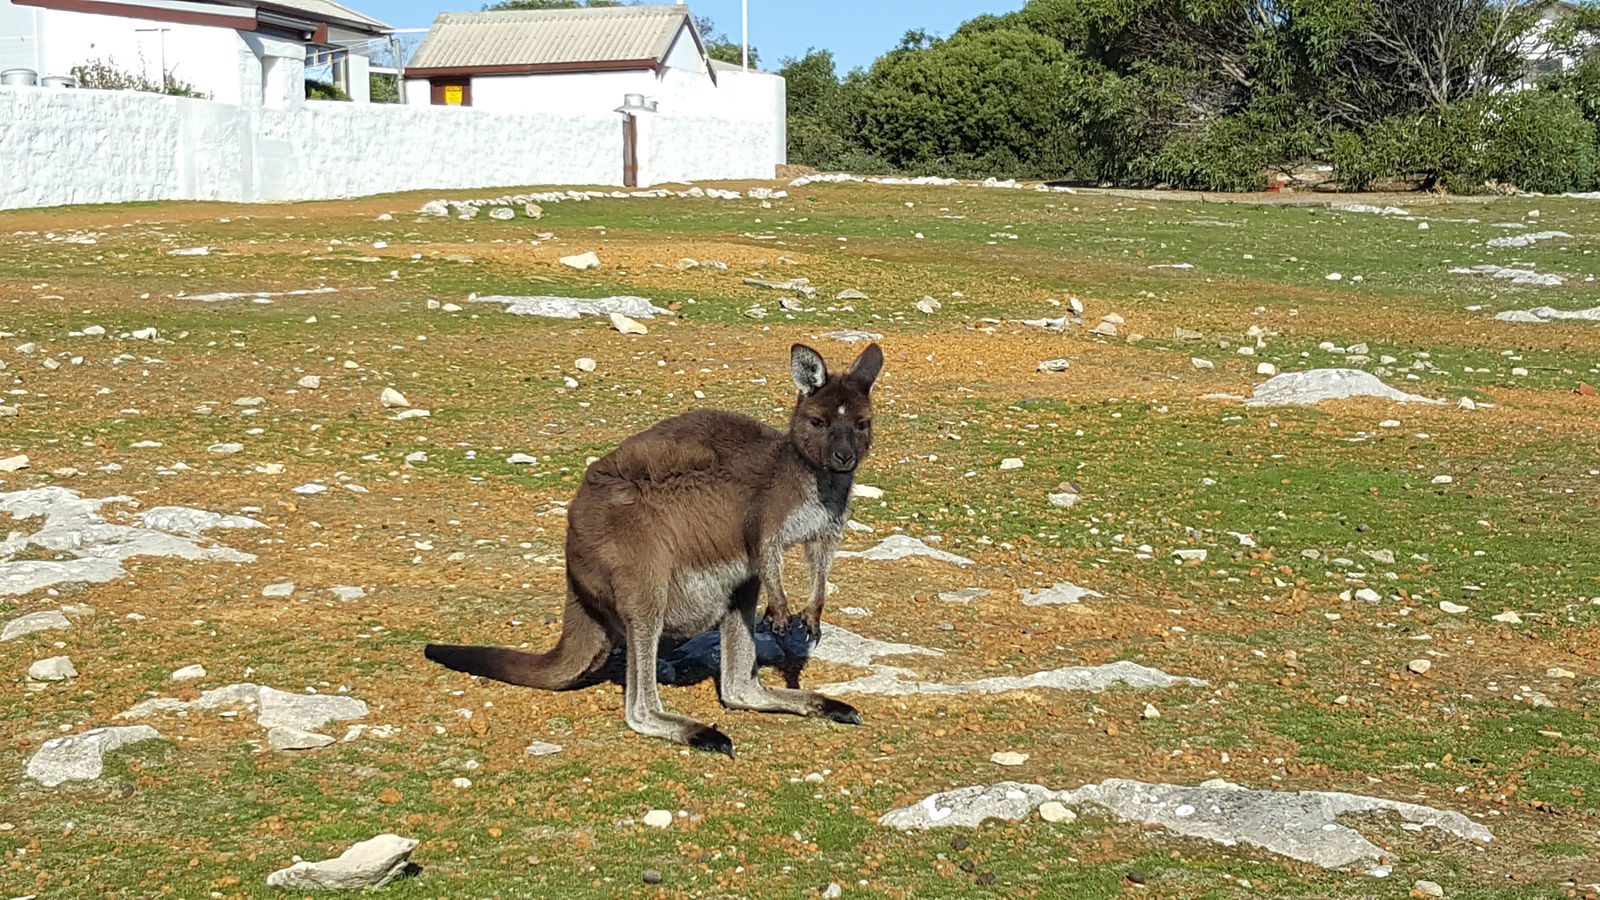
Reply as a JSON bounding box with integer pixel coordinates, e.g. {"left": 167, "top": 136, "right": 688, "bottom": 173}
{"left": 777, "top": 615, "right": 817, "bottom": 657}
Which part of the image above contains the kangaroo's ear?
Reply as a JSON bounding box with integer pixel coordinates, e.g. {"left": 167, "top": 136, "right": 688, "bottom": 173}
{"left": 847, "top": 343, "right": 884, "bottom": 390}
{"left": 791, "top": 344, "right": 828, "bottom": 396}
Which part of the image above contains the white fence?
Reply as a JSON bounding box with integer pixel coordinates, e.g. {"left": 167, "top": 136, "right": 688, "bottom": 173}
{"left": 0, "top": 85, "right": 781, "bottom": 210}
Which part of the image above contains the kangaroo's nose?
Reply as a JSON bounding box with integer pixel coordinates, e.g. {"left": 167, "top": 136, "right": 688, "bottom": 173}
{"left": 832, "top": 450, "right": 856, "bottom": 469}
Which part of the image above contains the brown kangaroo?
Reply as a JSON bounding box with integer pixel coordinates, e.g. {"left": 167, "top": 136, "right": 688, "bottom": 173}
{"left": 424, "top": 342, "right": 883, "bottom": 757}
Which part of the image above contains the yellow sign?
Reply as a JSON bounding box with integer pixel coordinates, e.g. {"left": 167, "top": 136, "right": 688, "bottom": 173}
{"left": 443, "top": 85, "right": 463, "bottom": 105}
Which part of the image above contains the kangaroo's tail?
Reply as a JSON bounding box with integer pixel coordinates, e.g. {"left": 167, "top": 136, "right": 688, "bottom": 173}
{"left": 425, "top": 592, "right": 611, "bottom": 691}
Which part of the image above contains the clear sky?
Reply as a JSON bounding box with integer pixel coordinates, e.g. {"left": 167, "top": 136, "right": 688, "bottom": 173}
{"left": 367, "top": 1, "right": 1027, "bottom": 72}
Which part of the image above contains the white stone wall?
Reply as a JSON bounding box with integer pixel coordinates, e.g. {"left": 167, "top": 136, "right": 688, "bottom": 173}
{"left": 0, "top": 82, "right": 782, "bottom": 210}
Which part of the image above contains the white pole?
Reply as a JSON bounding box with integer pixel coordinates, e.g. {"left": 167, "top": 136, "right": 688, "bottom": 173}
{"left": 741, "top": 0, "right": 749, "bottom": 71}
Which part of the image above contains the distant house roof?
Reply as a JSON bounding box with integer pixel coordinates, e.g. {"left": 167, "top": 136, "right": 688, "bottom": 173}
{"left": 407, "top": 5, "right": 706, "bottom": 78}
{"left": 13, "top": 0, "right": 388, "bottom": 38}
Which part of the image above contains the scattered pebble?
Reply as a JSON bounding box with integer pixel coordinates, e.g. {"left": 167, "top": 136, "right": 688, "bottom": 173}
{"left": 1407, "top": 659, "right": 1433, "bottom": 675}
{"left": 642, "top": 809, "right": 673, "bottom": 829}
{"left": 990, "top": 751, "right": 1029, "bottom": 766}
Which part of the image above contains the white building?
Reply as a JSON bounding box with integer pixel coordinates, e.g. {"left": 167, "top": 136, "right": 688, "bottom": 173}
{"left": 403, "top": 4, "right": 784, "bottom": 184}
{"left": 0, "top": 0, "right": 389, "bottom": 105}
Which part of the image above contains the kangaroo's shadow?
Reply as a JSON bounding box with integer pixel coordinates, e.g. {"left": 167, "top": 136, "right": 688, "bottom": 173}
{"left": 585, "top": 618, "right": 819, "bottom": 690}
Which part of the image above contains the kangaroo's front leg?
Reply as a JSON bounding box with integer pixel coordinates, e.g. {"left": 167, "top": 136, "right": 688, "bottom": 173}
{"left": 719, "top": 577, "right": 861, "bottom": 725}
{"left": 759, "top": 541, "right": 792, "bottom": 625}
{"left": 798, "top": 535, "right": 838, "bottom": 641}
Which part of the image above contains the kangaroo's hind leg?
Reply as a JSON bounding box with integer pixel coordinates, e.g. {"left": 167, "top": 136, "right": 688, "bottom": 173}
{"left": 717, "top": 576, "right": 861, "bottom": 725}
{"left": 619, "top": 592, "right": 734, "bottom": 757}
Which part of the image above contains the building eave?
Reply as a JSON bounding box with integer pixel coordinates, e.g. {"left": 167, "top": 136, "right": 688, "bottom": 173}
{"left": 407, "top": 59, "right": 663, "bottom": 79}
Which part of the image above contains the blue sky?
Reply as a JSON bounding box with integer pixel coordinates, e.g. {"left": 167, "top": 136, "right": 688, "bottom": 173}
{"left": 368, "top": 1, "right": 1027, "bottom": 72}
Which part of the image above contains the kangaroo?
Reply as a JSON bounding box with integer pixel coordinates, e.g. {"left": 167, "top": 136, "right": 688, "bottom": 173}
{"left": 424, "top": 342, "right": 883, "bottom": 757}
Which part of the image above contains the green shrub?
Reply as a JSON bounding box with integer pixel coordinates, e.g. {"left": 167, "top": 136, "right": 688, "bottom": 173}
{"left": 70, "top": 59, "right": 206, "bottom": 99}
{"left": 305, "top": 79, "right": 350, "bottom": 101}
{"left": 1333, "top": 93, "right": 1598, "bottom": 194}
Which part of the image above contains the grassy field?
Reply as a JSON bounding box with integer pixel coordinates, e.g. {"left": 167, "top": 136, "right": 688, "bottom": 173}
{"left": 2, "top": 181, "right": 1598, "bottom": 899}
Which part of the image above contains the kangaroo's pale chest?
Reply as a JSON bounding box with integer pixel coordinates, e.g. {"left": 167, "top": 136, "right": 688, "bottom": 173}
{"left": 774, "top": 489, "right": 843, "bottom": 549}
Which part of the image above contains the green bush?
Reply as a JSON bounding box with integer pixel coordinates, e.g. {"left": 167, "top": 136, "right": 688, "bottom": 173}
{"left": 305, "top": 79, "right": 350, "bottom": 101}
{"left": 70, "top": 59, "right": 206, "bottom": 99}
{"left": 1333, "top": 93, "right": 1597, "bottom": 194}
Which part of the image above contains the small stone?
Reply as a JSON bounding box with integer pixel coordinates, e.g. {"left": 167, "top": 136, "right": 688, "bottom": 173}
{"left": 0, "top": 406, "right": 17, "bottom": 417}
{"left": 170, "top": 664, "right": 207, "bottom": 681}
{"left": 1191, "top": 358, "right": 1214, "bottom": 370}
{"left": 451, "top": 777, "right": 472, "bottom": 788}
{"left": 643, "top": 869, "right": 664, "bottom": 885}
{"left": 233, "top": 396, "right": 263, "bottom": 407}
{"left": 574, "top": 357, "right": 597, "bottom": 372}
{"left": 291, "top": 483, "right": 327, "bottom": 495}
{"left": 1088, "top": 321, "right": 1118, "bottom": 337}
{"left": 27, "top": 656, "right": 77, "bottom": 681}
{"left": 1457, "top": 397, "right": 1477, "bottom": 410}
{"left": 262, "top": 582, "right": 295, "bottom": 598}
{"left": 999, "top": 458, "right": 1023, "bottom": 471}
{"left": 610, "top": 313, "right": 648, "bottom": 335}
{"left": 265, "top": 834, "right": 417, "bottom": 891}
{"left": 1355, "top": 588, "right": 1382, "bottom": 603}
{"left": 488, "top": 207, "right": 515, "bottom": 220}
{"left": 1326, "top": 272, "right": 1343, "bottom": 281}
{"left": 380, "top": 387, "right": 410, "bottom": 408}
{"left": 851, "top": 484, "right": 884, "bottom": 499}
{"left": 507, "top": 453, "right": 538, "bottom": 465}
{"left": 1047, "top": 492, "right": 1078, "bottom": 509}
{"left": 1439, "top": 601, "right": 1470, "bottom": 614}
{"left": 820, "top": 883, "right": 842, "bottom": 898}
{"left": 1407, "top": 659, "right": 1433, "bottom": 675}
{"left": 1491, "top": 610, "right": 1523, "bottom": 624}
{"left": 990, "top": 751, "right": 1029, "bottom": 766}
{"left": 524, "top": 740, "right": 563, "bottom": 756}
{"left": 1257, "top": 362, "right": 1278, "bottom": 376}
{"left": 642, "top": 809, "right": 673, "bottom": 829}
{"left": 81, "top": 324, "right": 106, "bottom": 336}
{"left": 298, "top": 375, "right": 322, "bottom": 389}
{"left": 208, "top": 442, "right": 244, "bottom": 455}
{"left": 1172, "top": 549, "right": 1207, "bottom": 562}
{"left": 267, "top": 726, "right": 336, "bottom": 751}
{"left": 836, "top": 289, "right": 868, "bottom": 301}
{"left": 560, "top": 251, "right": 601, "bottom": 270}
{"left": 1412, "top": 879, "right": 1445, "bottom": 898}
{"left": 1142, "top": 703, "right": 1160, "bottom": 719}
{"left": 1037, "top": 358, "right": 1072, "bottom": 373}
{"left": 1038, "top": 801, "right": 1076, "bottom": 823}
{"left": 0, "top": 454, "right": 31, "bottom": 472}
{"left": 915, "top": 296, "right": 942, "bottom": 314}
{"left": 1126, "top": 870, "right": 1147, "bottom": 885}
{"left": 523, "top": 203, "right": 544, "bottom": 219}
{"left": 3, "top": 610, "right": 71, "bottom": 640}
{"left": 1431, "top": 475, "right": 1453, "bottom": 484}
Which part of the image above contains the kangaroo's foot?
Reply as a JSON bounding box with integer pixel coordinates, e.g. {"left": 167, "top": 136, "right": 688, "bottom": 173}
{"left": 721, "top": 683, "right": 862, "bottom": 725}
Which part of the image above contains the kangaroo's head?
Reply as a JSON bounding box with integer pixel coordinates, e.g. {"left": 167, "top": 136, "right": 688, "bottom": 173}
{"left": 788, "top": 342, "right": 883, "bottom": 475}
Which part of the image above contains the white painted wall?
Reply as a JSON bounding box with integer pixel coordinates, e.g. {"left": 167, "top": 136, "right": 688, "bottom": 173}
{"left": 0, "top": 81, "right": 780, "bottom": 210}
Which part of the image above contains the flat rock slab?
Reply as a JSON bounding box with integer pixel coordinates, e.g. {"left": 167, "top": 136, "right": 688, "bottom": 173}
{"left": 27, "top": 725, "right": 162, "bottom": 787}
{"left": 835, "top": 535, "right": 974, "bottom": 566}
{"left": 1449, "top": 264, "right": 1564, "bottom": 286}
{"left": 470, "top": 295, "right": 670, "bottom": 320}
{"left": 1, "top": 487, "right": 260, "bottom": 597}
{"left": 1017, "top": 582, "right": 1102, "bottom": 606}
{"left": 2, "top": 609, "right": 73, "bottom": 640}
{"left": 879, "top": 778, "right": 1491, "bottom": 871}
{"left": 821, "top": 660, "right": 1204, "bottom": 697}
{"left": 255, "top": 687, "right": 369, "bottom": 732}
{"left": 266, "top": 834, "right": 418, "bottom": 891}
{"left": 268, "top": 726, "right": 337, "bottom": 751}
{"left": 1245, "top": 369, "right": 1441, "bottom": 407}
{"left": 181, "top": 287, "right": 337, "bottom": 303}
{"left": 1485, "top": 229, "right": 1571, "bottom": 248}
{"left": 820, "top": 330, "right": 884, "bottom": 343}
{"left": 1494, "top": 305, "right": 1600, "bottom": 323}
{"left": 664, "top": 622, "right": 941, "bottom": 672}
{"left": 120, "top": 683, "right": 367, "bottom": 733}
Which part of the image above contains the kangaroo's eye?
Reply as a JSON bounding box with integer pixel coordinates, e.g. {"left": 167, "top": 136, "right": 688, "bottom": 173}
{"left": 809, "top": 418, "right": 826, "bottom": 429}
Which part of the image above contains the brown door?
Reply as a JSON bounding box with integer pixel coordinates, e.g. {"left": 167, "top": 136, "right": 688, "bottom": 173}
{"left": 429, "top": 78, "right": 471, "bottom": 107}
{"left": 622, "top": 115, "right": 638, "bottom": 188}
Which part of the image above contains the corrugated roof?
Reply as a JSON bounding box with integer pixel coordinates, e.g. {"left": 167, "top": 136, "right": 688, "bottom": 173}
{"left": 407, "top": 5, "right": 691, "bottom": 71}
